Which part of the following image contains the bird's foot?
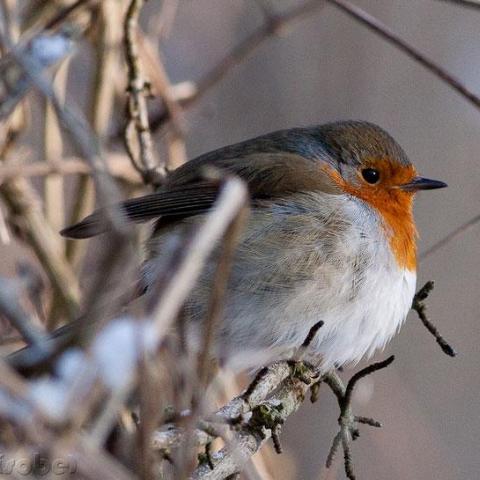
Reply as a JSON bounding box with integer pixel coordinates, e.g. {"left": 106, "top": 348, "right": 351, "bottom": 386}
{"left": 323, "top": 356, "right": 395, "bottom": 480}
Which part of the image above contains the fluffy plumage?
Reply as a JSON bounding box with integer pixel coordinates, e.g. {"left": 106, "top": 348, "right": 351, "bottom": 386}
{"left": 55, "top": 120, "right": 446, "bottom": 371}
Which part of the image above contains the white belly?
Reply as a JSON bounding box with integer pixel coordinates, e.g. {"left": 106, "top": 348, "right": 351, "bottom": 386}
{"left": 144, "top": 193, "right": 417, "bottom": 371}
{"left": 213, "top": 254, "right": 416, "bottom": 372}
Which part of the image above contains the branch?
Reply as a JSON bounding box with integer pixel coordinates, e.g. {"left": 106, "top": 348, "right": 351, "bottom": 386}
{"left": 0, "top": 276, "right": 46, "bottom": 348}
{"left": 419, "top": 213, "right": 480, "bottom": 261}
{"left": 191, "top": 362, "right": 320, "bottom": 480}
{"left": 327, "top": 0, "right": 480, "bottom": 111}
{"left": 436, "top": 0, "right": 480, "bottom": 9}
{"left": 147, "top": 0, "right": 326, "bottom": 133}
{"left": 0, "top": 155, "right": 142, "bottom": 185}
{"left": 4, "top": 33, "right": 127, "bottom": 236}
{"left": 323, "top": 358, "right": 393, "bottom": 480}
{"left": 123, "top": 0, "right": 164, "bottom": 185}
{"left": 137, "top": 31, "right": 187, "bottom": 170}
{"left": 147, "top": 175, "right": 248, "bottom": 343}
{"left": 412, "top": 281, "right": 457, "bottom": 357}
{"left": 152, "top": 324, "right": 323, "bottom": 479}
{"left": 0, "top": 31, "right": 73, "bottom": 119}
{"left": 43, "top": 0, "right": 96, "bottom": 30}
{"left": 0, "top": 177, "right": 82, "bottom": 318}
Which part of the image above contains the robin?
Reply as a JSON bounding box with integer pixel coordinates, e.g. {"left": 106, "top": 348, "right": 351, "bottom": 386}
{"left": 61, "top": 121, "right": 447, "bottom": 371}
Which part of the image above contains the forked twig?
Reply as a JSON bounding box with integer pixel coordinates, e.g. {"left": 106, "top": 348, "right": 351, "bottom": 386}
{"left": 412, "top": 281, "right": 457, "bottom": 357}
{"left": 323, "top": 356, "right": 394, "bottom": 480}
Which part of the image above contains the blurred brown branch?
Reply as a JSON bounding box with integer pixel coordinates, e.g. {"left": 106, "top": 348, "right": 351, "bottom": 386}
{"left": 0, "top": 155, "right": 142, "bottom": 185}
{"left": 0, "top": 275, "right": 46, "bottom": 347}
{"left": 0, "top": 177, "right": 82, "bottom": 318}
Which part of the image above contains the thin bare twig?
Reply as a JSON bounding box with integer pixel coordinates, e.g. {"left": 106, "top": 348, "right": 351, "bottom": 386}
{"left": 197, "top": 201, "right": 248, "bottom": 388}
{"left": 0, "top": 276, "right": 46, "bottom": 348}
{"left": 0, "top": 177, "right": 82, "bottom": 318}
{"left": 412, "top": 281, "right": 457, "bottom": 357}
{"left": 137, "top": 31, "right": 187, "bottom": 169}
{"left": 124, "top": 0, "right": 164, "bottom": 185}
{"left": 0, "top": 155, "right": 142, "bottom": 185}
{"left": 0, "top": 31, "right": 73, "bottom": 118}
{"left": 436, "top": 0, "right": 480, "bottom": 9}
{"left": 148, "top": 0, "right": 326, "bottom": 132}
{"left": 147, "top": 176, "right": 248, "bottom": 344}
{"left": 0, "top": 203, "right": 10, "bottom": 243}
{"left": 420, "top": 213, "right": 480, "bottom": 261}
{"left": 43, "top": 60, "right": 70, "bottom": 243}
{"left": 66, "top": 0, "right": 123, "bottom": 269}
{"left": 327, "top": 0, "right": 480, "bottom": 111}
{"left": 44, "top": 0, "right": 95, "bottom": 30}
{"left": 6, "top": 33, "right": 129, "bottom": 238}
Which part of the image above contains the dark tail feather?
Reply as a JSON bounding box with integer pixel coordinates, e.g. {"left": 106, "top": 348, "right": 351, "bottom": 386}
{"left": 60, "top": 210, "right": 106, "bottom": 239}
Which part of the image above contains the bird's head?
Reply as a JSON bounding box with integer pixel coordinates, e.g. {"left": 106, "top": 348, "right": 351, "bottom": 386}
{"left": 311, "top": 121, "right": 447, "bottom": 270}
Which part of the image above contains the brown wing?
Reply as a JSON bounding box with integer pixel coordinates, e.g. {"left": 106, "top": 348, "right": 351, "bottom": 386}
{"left": 61, "top": 152, "right": 340, "bottom": 239}
{"left": 60, "top": 182, "right": 219, "bottom": 238}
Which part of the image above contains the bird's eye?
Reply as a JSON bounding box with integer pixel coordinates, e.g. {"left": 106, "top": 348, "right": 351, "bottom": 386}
{"left": 361, "top": 168, "right": 380, "bottom": 184}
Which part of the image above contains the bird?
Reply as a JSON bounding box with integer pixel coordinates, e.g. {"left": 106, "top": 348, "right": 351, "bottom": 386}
{"left": 59, "top": 121, "right": 447, "bottom": 371}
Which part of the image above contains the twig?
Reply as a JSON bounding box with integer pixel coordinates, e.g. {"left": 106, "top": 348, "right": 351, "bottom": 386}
{"left": 66, "top": 0, "right": 123, "bottom": 269}
{"left": 43, "top": 60, "right": 70, "bottom": 243}
{"left": 436, "top": 0, "right": 480, "bottom": 9}
{"left": 4, "top": 35, "right": 127, "bottom": 238}
{"left": 294, "top": 320, "right": 325, "bottom": 361}
{"left": 323, "top": 357, "right": 394, "bottom": 480}
{"left": 148, "top": 0, "right": 326, "bottom": 132}
{"left": 190, "top": 363, "right": 319, "bottom": 479}
{"left": 420, "top": 213, "right": 480, "bottom": 261}
{"left": 0, "top": 31, "right": 73, "bottom": 119}
{"left": 123, "top": 0, "right": 164, "bottom": 185}
{"left": 137, "top": 31, "right": 187, "bottom": 169}
{"left": 147, "top": 176, "right": 248, "bottom": 344}
{"left": 0, "top": 202, "right": 10, "bottom": 243}
{"left": 44, "top": 0, "right": 95, "bottom": 30}
{"left": 0, "top": 276, "right": 46, "bottom": 348}
{"left": 197, "top": 200, "right": 248, "bottom": 388}
{"left": 0, "top": 177, "right": 81, "bottom": 318}
{"left": 411, "top": 281, "right": 457, "bottom": 357}
{"left": 16, "top": 261, "right": 46, "bottom": 323}
{"left": 343, "top": 356, "right": 395, "bottom": 408}
{"left": 327, "top": 0, "right": 480, "bottom": 111}
{"left": 150, "top": 0, "right": 179, "bottom": 39}
{"left": 0, "top": 155, "right": 142, "bottom": 185}
{"left": 153, "top": 325, "right": 325, "bottom": 478}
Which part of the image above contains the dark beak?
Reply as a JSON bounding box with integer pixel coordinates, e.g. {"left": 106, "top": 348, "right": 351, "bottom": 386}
{"left": 400, "top": 176, "right": 448, "bottom": 192}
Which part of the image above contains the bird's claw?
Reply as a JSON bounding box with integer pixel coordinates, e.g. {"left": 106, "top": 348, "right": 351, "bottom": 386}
{"left": 326, "top": 405, "right": 381, "bottom": 479}
{"left": 323, "top": 357, "right": 394, "bottom": 480}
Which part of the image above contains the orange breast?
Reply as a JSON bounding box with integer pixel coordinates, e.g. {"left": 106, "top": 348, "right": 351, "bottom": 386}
{"left": 325, "top": 165, "right": 418, "bottom": 271}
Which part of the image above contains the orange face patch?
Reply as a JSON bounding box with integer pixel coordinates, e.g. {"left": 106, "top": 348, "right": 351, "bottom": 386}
{"left": 324, "top": 159, "right": 418, "bottom": 271}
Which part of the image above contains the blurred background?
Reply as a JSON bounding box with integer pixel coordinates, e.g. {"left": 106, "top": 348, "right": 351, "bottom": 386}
{"left": 1, "top": 1, "right": 479, "bottom": 479}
